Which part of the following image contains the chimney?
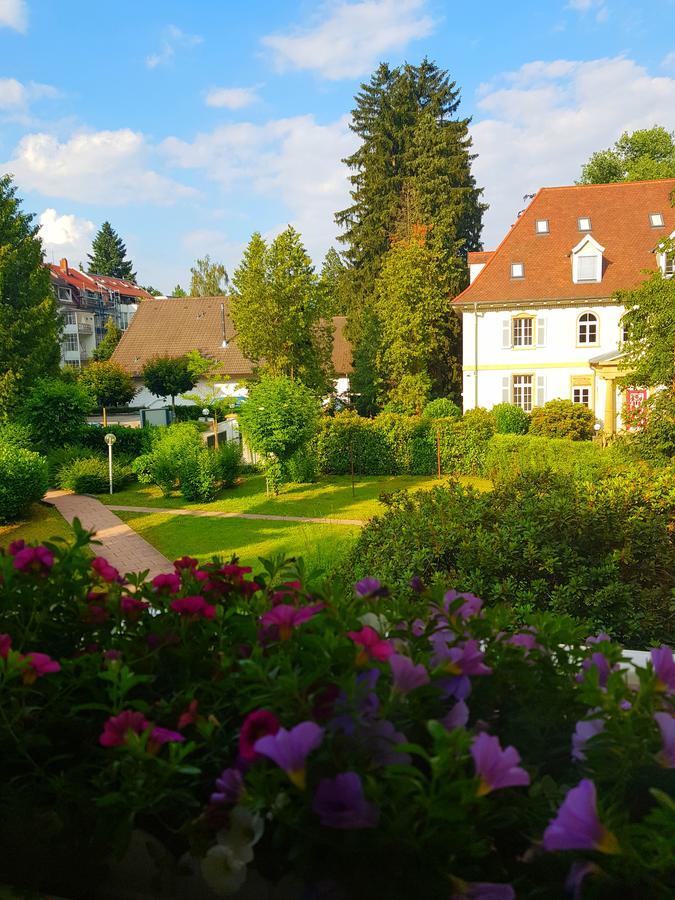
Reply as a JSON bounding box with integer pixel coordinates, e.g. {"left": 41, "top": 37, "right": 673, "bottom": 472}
{"left": 59, "top": 258, "right": 69, "bottom": 275}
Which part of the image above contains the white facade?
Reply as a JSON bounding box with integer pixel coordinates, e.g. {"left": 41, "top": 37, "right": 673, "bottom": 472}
{"left": 461, "top": 302, "right": 626, "bottom": 430}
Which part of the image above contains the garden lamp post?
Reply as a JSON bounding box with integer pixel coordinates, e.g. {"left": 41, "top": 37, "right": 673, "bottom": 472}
{"left": 104, "top": 432, "right": 116, "bottom": 495}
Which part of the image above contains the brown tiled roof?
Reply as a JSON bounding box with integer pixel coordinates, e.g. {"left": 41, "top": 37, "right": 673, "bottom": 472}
{"left": 455, "top": 179, "right": 675, "bottom": 307}
{"left": 112, "top": 297, "right": 352, "bottom": 378}
{"left": 467, "top": 251, "right": 494, "bottom": 265}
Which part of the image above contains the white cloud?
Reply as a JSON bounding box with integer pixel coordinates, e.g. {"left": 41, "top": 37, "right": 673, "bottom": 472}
{"left": 662, "top": 52, "right": 675, "bottom": 73}
{"left": 566, "top": 0, "right": 608, "bottom": 23}
{"left": 163, "top": 114, "right": 358, "bottom": 261}
{"left": 146, "top": 24, "right": 203, "bottom": 69}
{"left": 204, "top": 86, "right": 259, "bottom": 110}
{"left": 0, "top": 0, "right": 27, "bottom": 32}
{"left": 471, "top": 56, "right": 675, "bottom": 247}
{"left": 262, "top": 0, "right": 435, "bottom": 80}
{"left": 0, "top": 78, "right": 58, "bottom": 110}
{"left": 3, "top": 128, "right": 196, "bottom": 205}
{"left": 38, "top": 208, "right": 95, "bottom": 266}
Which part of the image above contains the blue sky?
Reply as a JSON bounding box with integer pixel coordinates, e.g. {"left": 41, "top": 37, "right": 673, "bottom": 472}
{"left": 1, "top": 0, "right": 674, "bottom": 291}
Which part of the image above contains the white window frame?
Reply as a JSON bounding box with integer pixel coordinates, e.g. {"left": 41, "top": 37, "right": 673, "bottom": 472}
{"left": 512, "top": 374, "right": 533, "bottom": 413}
{"left": 571, "top": 236, "right": 604, "bottom": 284}
{"left": 650, "top": 212, "right": 664, "bottom": 228}
{"left": 578, "top": 217, "right": 592, "bottom": 232}
{"left": 63, "top": 334, "right": 78, "bottom": 352}
{"left": 572, "top": 386, "right": 591, "bottom": 407}
{"left": 512, "top": 316, "right": 534, "bottom": 347}
{"left": 511, "top": 262, "right": 524, "bottom": 279}
{"left": 535, "top": 219, "right": 549, "bottom": 234}
{"left": 577, "top": 311, "right": 599, "bottom": 346}
{"left": 657, "top": 233, "right": 675, "bottom": 276}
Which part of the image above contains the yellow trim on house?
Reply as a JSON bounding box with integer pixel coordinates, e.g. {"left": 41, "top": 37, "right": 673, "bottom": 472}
{"left": 468, "top": 362, "right": 594, "bottom": 371}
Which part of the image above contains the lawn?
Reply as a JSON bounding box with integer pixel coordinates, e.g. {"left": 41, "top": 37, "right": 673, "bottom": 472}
{"left": 116, "top": 510, "right": 359, "bottom": 572}
{"left": 100, "top": 473, "right": 491, "bottom": 521}
{"left": 0, "top": 503, "right": 73, "bottom": 549}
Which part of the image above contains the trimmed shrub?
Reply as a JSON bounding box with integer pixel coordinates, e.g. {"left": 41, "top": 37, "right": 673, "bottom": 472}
{"left": 0, "top": 445, "right": 48, "bottom": 522}
{"left": 421, "top": 397, "right": 461, "bottom": 420}
{"left": 316, "top": 411, "right": 393, "bottom": 476}
{"left": 133, "top": 423, "right": 204, "bottom": 496}
{"left": 45, "top": 446, "right": 94, "bottom": 487}
{"left": 80, "top": 423, "right": 154, "bottom": 458}
{"left": 0, "top": 422, "right": 33, "bottom": 449}
{"left": 173, "top": 405, "right": 205, "bottom": 422}
{"left": 529, "top": 398, "right": 595, "bottom": 440}
{"left": 492, "top": 402, "right": 530, "bottom": 435}
{"left": 483, "top": 434, "right": 634, "bottom": 482}
{"left": 57, "top": 456, "right": 132, "bottom": 494}
{"left": 216, "top": 440, "right": 243, "bottom": 488}
{"left": 178, "top": 450, "right": 220, "bottom": 502}
{"left": 18, "top": 378, "right": 93, "bottom": 449}
{"left": 345, "top": 466, "right": 674, "bottom": 645}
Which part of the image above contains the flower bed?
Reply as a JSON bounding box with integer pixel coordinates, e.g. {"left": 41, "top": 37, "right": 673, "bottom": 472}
{"left": 0, "top": 526, "right": 673, "bottom": 898}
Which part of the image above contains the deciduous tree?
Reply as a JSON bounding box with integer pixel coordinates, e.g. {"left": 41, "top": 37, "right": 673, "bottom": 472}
{"left": 189, "top": 255, "right": 228, "bottom": 296}
{"left": 142, "top": 356, "right": 199, "bottom": 413}
{"left": 79, "top": 360, "right": 136, "bottom": 425}
{"left": 579, "top": 126, "right": 675, "bottom": 184}
{"left": 92, "top": 319, "right": 122, "bottom": 362}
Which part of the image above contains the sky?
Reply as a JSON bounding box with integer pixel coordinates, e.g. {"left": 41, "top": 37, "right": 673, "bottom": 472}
{"left": 1, "top": 0, "right": 675, "bottom": 293}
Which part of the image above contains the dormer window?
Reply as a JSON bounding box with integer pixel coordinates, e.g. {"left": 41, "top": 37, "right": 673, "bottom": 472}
{"left": 578, "top": 217, "right": 592, "bottom": 232}
{"left": 649, "top": 212, "right": 664, "bottom": 228}
{"left": 571, "top": 235, "right": 604, "bottom": 284}
{"left": 511, "top": 262, "right": 524, "bottom": 279}
{"left": 535, "top": 219, "right": 549, "bottom": 234}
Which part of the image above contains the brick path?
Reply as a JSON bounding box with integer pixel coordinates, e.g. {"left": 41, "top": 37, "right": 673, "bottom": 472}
{"left": 44, "top": 491, "right": 172, "bottom": 579}
{"left": 107, "top": 504, "right": 364, "bottom": 527}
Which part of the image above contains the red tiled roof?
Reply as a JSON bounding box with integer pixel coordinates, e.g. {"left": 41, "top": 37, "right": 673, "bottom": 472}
{"left": 112, "top": 297, "right": 352, "bottom": 378}
{"left": 455, "top": 179, "right": 675, "bottom": 306}
{"left": 47, "top": 262, "right": 154, "bottom": 301}
{"left": 467, "top": 251, "right": 493, "bottom": 265}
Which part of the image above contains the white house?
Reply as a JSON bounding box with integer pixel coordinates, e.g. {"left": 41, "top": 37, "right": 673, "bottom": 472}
{"left": 111, "top": 296, "right": 352, "bottom": 407}
{"left": 454, "top": 179, "right": 675, "bottom": 433}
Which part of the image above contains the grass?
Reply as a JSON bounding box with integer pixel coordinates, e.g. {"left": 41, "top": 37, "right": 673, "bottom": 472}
{"left": 0, "top": 504, "right": 73, "bottom": 548}
{"left": 115, "top": 510, "right": 359, "bottom": 571}
{"left": 100, "top": 473, "right": 491, "bottom": 521}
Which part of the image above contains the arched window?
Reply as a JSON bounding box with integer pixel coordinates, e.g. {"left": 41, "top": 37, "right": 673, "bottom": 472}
{"left": 577, "top": 312, "right": 598, "bottom": 345}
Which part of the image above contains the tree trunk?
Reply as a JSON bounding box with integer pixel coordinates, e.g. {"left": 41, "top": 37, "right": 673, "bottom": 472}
{"left": 102, "top": 406, "right": 108, "bottom": 427}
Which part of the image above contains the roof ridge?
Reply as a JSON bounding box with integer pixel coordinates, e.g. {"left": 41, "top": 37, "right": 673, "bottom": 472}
{"left": 538, "top": 178, "right": 675, "bottom": 191}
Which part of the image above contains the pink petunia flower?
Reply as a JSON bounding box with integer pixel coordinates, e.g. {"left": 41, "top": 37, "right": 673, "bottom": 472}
{"left": 347, "top": 627, "right": 394, "bottom": 665}
{"left": 239, "top": 709, "right": 281, "bottom": 763}
{"left": 13, "top": 545, "right": 54, "bottom": 574}
{"left": 260, "top": 603, "right": 323, "bottom": 641}
{"left": 471, "top": 732, "right": 530, "bottom": 796}
{"left": 148, "top": 726, "right": 185, "bottom": 752}
{"left": 91, "top": 556, "right": 122, "bottom": 584}
{"left": 178, "top": 699, "right": 199, "bottom": 730}
{"left": 7, "top": 539, "right": 25, "bottom": 556}
{"left": 0, "top": 633, "right": 12, "bottom": 658}
{"left": 120, "top": 595, "right": 150, "bottom": 618}
{"left": 99, "top": 710, "right": 150, "bottom": 747}
{"left": 174, "top": 556, "right": 199, "bottom": 571}
{"left": 152, "top": 572, "right": 181, "bottom": 594}
{"left": 170, "top": 595, "right": 216, "bottom": 619}
{"left": 20, "top": 652, "right": 61, "bottom": 684}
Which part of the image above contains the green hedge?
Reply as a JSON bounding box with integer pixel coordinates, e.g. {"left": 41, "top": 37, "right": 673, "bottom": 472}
{"left": 57, "top": 456, "right": 133, "bottom": 494}
{"left": 0, "top": 445, "right": 48, "bottom": 522}
{"left": 483, "top": 434, "right": 635, "bottom": 482}
{"left": 79, "top": 423, "right": 154, "bottom": 457}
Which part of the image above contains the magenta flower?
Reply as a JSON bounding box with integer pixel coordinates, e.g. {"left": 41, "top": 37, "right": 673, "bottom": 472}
{"left": 120, "top": 595, "right": 150, "bottom": 618}
{"left": 211, "top": 767, "right": 244, "bottom": 806}
{"left": 312, "top": 772, "right": 379, "bottom": 829}
{"left": 239, "top": 709, "right": 281, "bottom": 763}
{"left": 104, "top": 649, "right": 122, "bottom": 661}
{"left": 389, "top": 654, "right": 430, "bottom": 694}
{"left": 451, "top": 883, "right": 515, "bottom": 899}
{"left": 654, "top": 712, "right": 675, "bottom": 767}
{"left": 100, "top": 710, "right": 150, "bottom": 747}
{"left": 174, "top": 555, "right": 199, "bottom": 570}
{"left": 260, "top": 603, "right": 323, "bottom": 641}
{"left": 471, "top": 732, "right": 530, "bottom": 796}
{"left": 543, "top": 779, "right": 619, "bottom": 853}
{"left": 91, "top": 556, "right": 122, "bottom": 583}
{"left": 651, "top": 646, "right": 675, "bottom": 694}
{"left": 220, "top": 563, "right": 253, "bottom": 578}
{"left": 441, "top": 700, "right": 470, "bottom": 731}
{"left": 152, "top": 572, "right": 181, "bottom": 594}
{"left": 20, "top": 652, "right": 61, "bottom": 684}
{"left": 347, "top": 627, "right": 394, "bottom": 665}
{"left": 254, "top": 721, "right": 324, "bottom": 789}
{"left": 148, "top": 726, "right": 185, "bottom": 751}
{"left": 572, "top": 718, "right": 605, "bottom": 761}
{"left": 354, "top": 577, "right": 388, "bottom": 599}
{"left": 0, "top": 633, "right": 11, "bottom": 658}
{"left": 7, "top": 539, "right": 25, "bottom": 556}
{"left": 13, "top": 545, "right": 54, "bottom": 574}
{"left": 270, "top": 579, "right": 302, "bottom": 606}
{"left": 178, "top": 699, "right": 199, "bottom": 730}
{"left": 170, "top": 595, "right": 216, "bottom": 619}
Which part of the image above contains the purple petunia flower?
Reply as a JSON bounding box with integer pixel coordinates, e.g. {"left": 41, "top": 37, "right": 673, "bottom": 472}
{"left": 260, "top": 603, "right": 323, "bottom": 641}
{"left": 572, "top": 717, "right": 605, "bottom": 761}
{"left": 409, "top": 575, "right": 425, "bottom": 594}
{"left": 211, "top": 767, "right": 245, "bottom": 806}
{"left": 312, "top": 772, "right": 379, "bottom": 829}
{"left": 543, "top": 779, "right": 619, "bottom": 854}
{"left": 148, "top": 726, "right": 185, "bottom": 750}
{"left": 254, "top": 721, "right": 324, "bottom": 789}
{"left": 365, "top": 718, "right": 411, "bottom": 766}
{"left": 586, "top": 632, "right": 612, "bottom": 645}
{"left": 451, "top": 883, "right": 515, "bottom": 900}
{"left": 433, "top": 639, "right": 492, "bottom": 700}
{"left": 651, "top": 646, "right": 675, "bottom": 694}
{"left": 441, "top": 699, "right": 470, "bottom": 732}
{"left": 354, "top": 577, "right": 388, "bottom": 599}
{"left": 443, "top": 590, "right": 483, "bottom": 621}
{"left": 576, "top": 652, "right": 617, "bottom": 689}
{"left": 654, "top": 712, "right": 675, "bottom": 768}
{"left": 506, "top": 630, "right": 541, "bottom": 656}
{"left": 389, "top": 654, "right": 430, "bottom": 695}
{"left": 471, "top": 732, "right": 530, "bottom": 796}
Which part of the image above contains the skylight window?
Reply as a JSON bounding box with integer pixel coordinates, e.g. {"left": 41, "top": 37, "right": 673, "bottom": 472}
{"left": 578, "top": 217, "right": 592, "bottom": 232}
{"left": 511, "top": 262, "right": 524, "bottom": 279}
{"left": 650, "top": 212, "right": 664, "bottom": 227}
{"left": 535, "top": 219, "right": 549, "bottom": 234}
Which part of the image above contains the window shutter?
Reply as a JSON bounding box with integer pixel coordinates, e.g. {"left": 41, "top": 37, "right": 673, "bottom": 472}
{"left": 536, "top": 375, "right": 546, "bottom": 407}
{"left": 536, "top": 317, "right": 546, "bottom": 347}
{"left": 502, "top": 319, "right": 511, "bottom": 349}
{"left": 501, "top": 376, "right": 510, "bottom": 403}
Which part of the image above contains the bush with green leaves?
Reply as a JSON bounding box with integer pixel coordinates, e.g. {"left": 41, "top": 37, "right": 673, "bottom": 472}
{"left": 17, "top": 377, "right": 93, "bottom": 449}
{"left": 620, "top": 390, "right": 675, "bottom": 463}
{"left": 45, "top": 446, "right": 95, "bottom": 488}
{"left": 79, "top": 423, "right": 153, "bottom": 458}
{"left": 0, "top": 422, "right": 33, "bottom": 449}
{"left": 316, "top": 411, "right": 393, "bottom": 476}
{"left": 346, "top": 466, "right": 675, "bottom": 646}
{"left": 530, "top": 399, "right": 595, "bottom": 440}
{"left": 178, "top": 450, "right": 221, "bottom": 503}
{"left": 286, "top": 446, "right": 318, "bottom": 483}
{"left": 483, "top": 434, "right": 633, "bottom": 483}
{"left": 492, "top": 402, "right": 530, "bottom": 435}
{"left": 57, "top": 456, "right": 132, "bottom": 494}
{"left": 216, "top": 440, "right": 243, "bottom": 488}
{"left": 78, "top": 360, "right": 136, "bottom": 419}
{"left": 422, "top": 397, "right": 462, "bottom": 420}
{"left": 133, "top": 423, "right": 205, "bottom": 496}
{"left": 238, "top": 376, "right": 321, "bottom": 491}
{"left": 0, "top": 445, "right": 48, "bottom": 522}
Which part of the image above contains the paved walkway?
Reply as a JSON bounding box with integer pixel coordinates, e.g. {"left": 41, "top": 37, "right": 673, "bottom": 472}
{"left": 107, "top": 504, "right": 364, "bottom": 527}
{"left": 44, "top": 491, "right": 172, "bottom": 579}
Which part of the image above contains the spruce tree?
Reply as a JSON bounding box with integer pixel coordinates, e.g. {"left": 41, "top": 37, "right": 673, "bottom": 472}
{"left": 87, "top": 222, "right": 136, "bottom": 281}
{"left": 0, "top": 175, "right": 60, "bottom": 417}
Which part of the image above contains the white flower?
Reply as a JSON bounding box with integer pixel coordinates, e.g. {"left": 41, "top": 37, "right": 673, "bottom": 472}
{"left": 359, "top": 612, "right": 389, "bottom": 633}
{"left": 200, "top": 806, "right": 263, "bottom": 896}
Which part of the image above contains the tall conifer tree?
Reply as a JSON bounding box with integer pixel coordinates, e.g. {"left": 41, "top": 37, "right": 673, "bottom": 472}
{"left": 87, "top": 222, "right": 136, "bottom": 281}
